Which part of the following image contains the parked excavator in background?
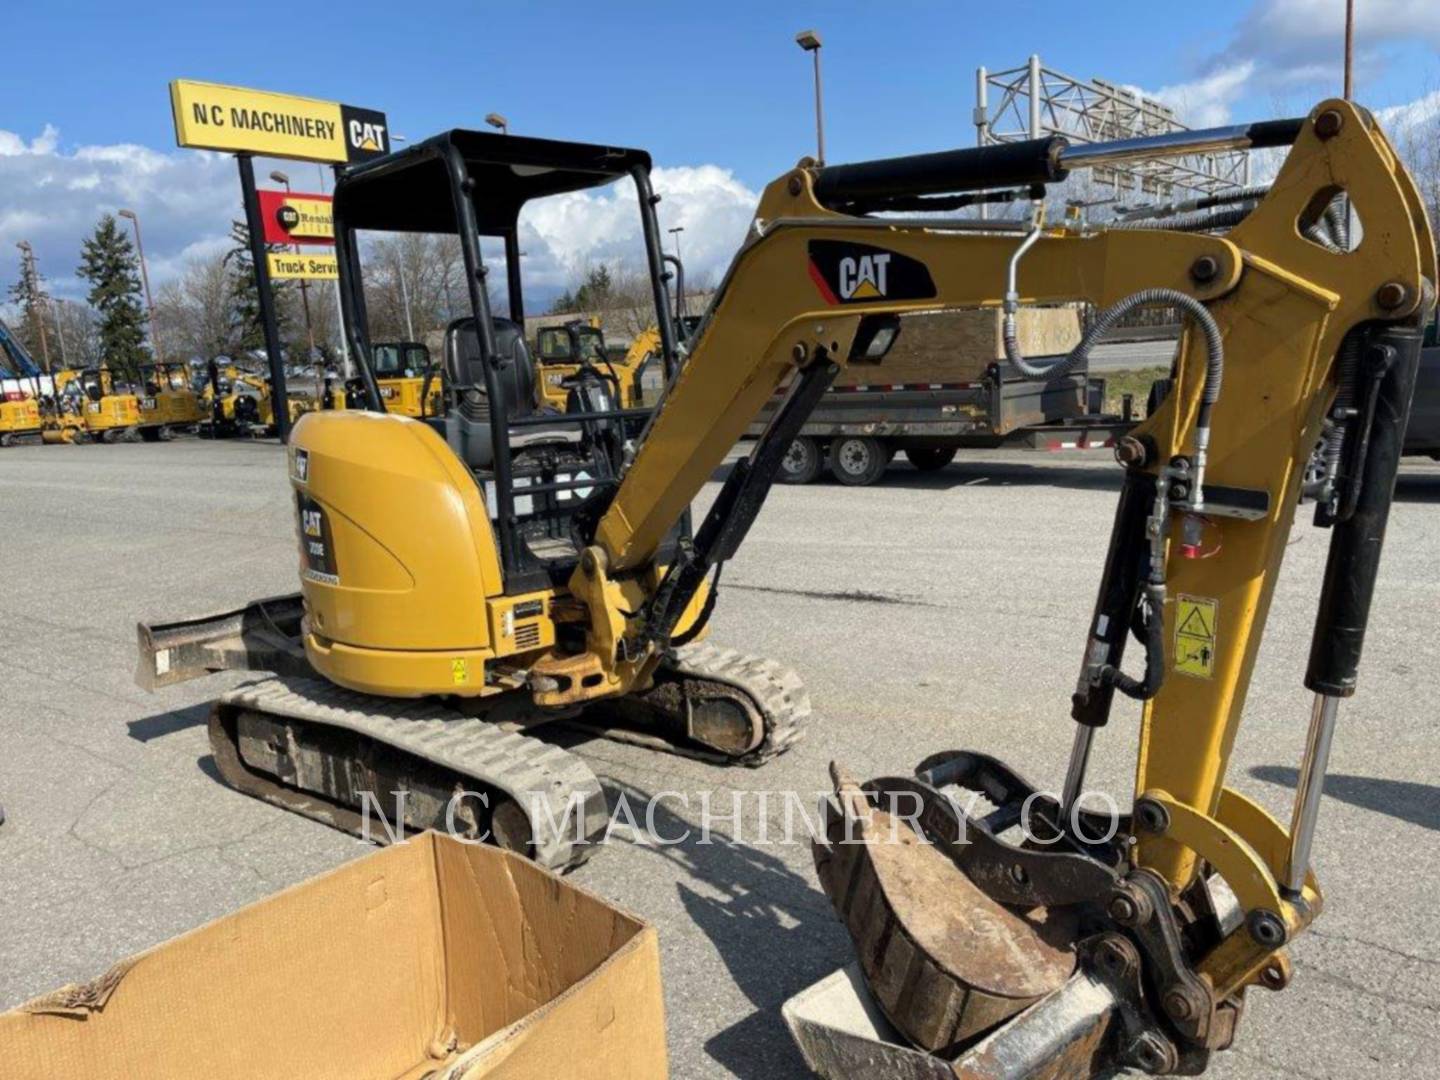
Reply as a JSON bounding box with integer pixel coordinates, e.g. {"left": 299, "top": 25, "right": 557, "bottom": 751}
{"left": 61, "top": 367, "right": 140, "bottom": 442}
{"left": 344, "top": 341, "right": 442, "bottom": 417}
{"left": 136, "top": 361, "right": 205, "bottom": 438}
{"left": 135, "top": 102, "right": 1431, "bottom": 1078}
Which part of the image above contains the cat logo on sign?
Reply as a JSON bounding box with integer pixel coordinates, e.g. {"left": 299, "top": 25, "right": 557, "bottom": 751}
{"left": 1175, "top": 595, "right": 1218, "bottom": 678}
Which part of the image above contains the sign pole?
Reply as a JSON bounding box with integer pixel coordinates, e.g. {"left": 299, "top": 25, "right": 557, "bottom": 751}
{"left": 236, "top": 153, "right": 292, "bottom": 443}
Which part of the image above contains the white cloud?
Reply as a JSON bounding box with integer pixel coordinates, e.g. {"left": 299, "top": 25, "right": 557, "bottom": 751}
{"left": 1154, "top": 62, "right": 1257, "bottom": 127}
{"left": 0, "top": 123, "right": 758, "bottom": 314}
{"left": 1142, "top": 0, "right": 1440, "bottom": 127}
{"left": 517, "top": 163, "right": 757, "bottom": 294}
{"left": 1377, "top": 89, "right": 1440, "bottom": 136}
{"left": 0, "top": 126, "right": 239, "bottom": 302}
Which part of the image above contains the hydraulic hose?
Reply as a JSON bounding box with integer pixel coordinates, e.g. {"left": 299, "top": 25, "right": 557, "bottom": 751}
{"left": 1003, "top": 287, "right": 1225, "bottom": 431}
{"left": 1108, "top": 206, "right": 1253, "bottom": 234}
{"left": 1102, "top": 583, "right": 1166, "bottom": 701}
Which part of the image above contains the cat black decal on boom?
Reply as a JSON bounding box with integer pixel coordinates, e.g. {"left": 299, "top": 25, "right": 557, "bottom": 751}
{"left": 807, "top": 240, "right": 936, "bottom": 305}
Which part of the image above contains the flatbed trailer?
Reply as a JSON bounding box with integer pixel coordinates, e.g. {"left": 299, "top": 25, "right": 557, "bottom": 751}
{"left": 756, "top": 365, "right": 1137, "bottom": 485}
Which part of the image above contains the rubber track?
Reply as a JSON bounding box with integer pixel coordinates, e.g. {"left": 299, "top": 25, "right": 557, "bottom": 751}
{"left": 577, "top": 642, "right": 811, "bottom": 765}
{"left": 216, "top": 676, "right": 608, "bottom": 871}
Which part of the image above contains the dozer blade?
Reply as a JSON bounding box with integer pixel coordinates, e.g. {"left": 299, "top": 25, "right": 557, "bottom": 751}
{"left": 136, "top": 593, "right": 308, "bottom": 690}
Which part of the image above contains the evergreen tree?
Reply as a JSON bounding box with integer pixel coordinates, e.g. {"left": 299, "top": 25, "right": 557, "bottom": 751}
{"left": 548, "top": 264, "right": 614, "bottom": 314}
{"left": 224, "top": 220, "right": 290, "bottom": 355}
{"left": 77, "top": 214, "right": 148, "bottom": 379}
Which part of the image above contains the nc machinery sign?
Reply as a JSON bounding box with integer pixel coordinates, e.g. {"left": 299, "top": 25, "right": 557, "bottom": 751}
{"left": 170, "top": 80, "right": 390, "bottom": 164}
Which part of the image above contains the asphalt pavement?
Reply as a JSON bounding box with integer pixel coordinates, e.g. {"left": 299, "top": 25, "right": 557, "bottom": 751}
{"left": 1, "top": 439, "right": 1437, "bottom": 1078}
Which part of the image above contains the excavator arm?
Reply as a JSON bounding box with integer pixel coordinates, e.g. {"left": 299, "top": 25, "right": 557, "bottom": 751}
{"left": 579, "top": 100, "right": 1434, "bottom": 1076}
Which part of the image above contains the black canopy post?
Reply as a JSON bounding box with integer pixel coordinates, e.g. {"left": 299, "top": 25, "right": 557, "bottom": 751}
{"left": 237, "top": 154, "right": 291, "bottom": 442}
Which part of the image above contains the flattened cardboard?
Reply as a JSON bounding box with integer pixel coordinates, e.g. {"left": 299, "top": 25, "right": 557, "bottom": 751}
{"left": 0, "top": 833, "right": 667, "bottom": 1079}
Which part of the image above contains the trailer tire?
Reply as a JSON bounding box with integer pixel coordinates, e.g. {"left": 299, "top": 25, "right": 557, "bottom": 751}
{"left": 780, "top": 436, "right": 824, "bottom": 485}
{"left": 829, "top": 436, "right": 888, "bottom": 486}
{"left": 906, "top": 446, "right": 957, "bottom": 472}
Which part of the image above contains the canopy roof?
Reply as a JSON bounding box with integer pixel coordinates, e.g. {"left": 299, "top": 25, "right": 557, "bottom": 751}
{"left": 334, "top": 130, "right": 651, "bottom": 235}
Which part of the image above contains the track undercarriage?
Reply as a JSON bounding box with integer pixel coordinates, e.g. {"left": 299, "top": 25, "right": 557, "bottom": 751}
{"left": 136, "top": 593, "right": 809, "bottom": 871}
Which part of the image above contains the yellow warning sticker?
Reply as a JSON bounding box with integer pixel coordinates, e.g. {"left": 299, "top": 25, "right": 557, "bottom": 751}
{"left": 451, "top": 658, "right": 469, "bottom": 685}
{"left": 1175, "top": 595, "right": 1218, "bottom": 679}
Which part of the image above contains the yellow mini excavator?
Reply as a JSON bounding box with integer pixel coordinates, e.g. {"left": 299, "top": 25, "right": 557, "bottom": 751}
{"left": 137, "top": 361, "right": 205, "bottom": 438}
{"left": 64, "top": 367, "right": 141, "bottom": 442}
{"left": 351, "top": 341, "right": 443, "bottom": 418}
{"left": 137, "top": 103, "right": 1431, "bottom": 1076}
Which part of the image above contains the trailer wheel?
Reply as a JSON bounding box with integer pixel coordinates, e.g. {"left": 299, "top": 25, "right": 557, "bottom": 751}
{"left": 829, "top": 436, "right": 888, "bottom": 486}
{"left": 906, "top": 446, "right": 957, "bottom": 472}
{"left": 780, "top": 437, "right": 824, "bottom": 485}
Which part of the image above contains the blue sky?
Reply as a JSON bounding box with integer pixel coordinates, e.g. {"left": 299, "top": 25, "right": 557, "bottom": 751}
{"left": 2, "top": 0, "right": 1438, "bottom": 304}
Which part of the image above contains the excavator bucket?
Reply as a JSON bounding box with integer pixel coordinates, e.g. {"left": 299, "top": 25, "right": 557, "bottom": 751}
{"left": 792, "top": 763, "right": 1166, "bottom": 1079}
{"left": 814, "top": 766, "right": 1078, "bottom": 1052}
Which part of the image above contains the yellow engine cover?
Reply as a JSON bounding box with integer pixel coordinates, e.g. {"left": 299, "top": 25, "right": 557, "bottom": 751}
{"left": 288, "top": 411, "right": 511, "bottom": 697}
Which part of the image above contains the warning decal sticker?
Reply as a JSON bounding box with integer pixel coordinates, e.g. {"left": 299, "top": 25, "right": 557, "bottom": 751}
{"left": 1175, "top": 595, "right": 1218, "bottom": 679}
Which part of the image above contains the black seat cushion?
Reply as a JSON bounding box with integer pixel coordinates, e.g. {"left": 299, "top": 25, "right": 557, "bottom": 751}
{"left": 444, "top": 316, "right": 536, "bottom": 418}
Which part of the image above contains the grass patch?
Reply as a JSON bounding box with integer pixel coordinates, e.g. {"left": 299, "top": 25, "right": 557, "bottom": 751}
{"left": 1099, "top": 366, "right": 1169, "bottom": 417}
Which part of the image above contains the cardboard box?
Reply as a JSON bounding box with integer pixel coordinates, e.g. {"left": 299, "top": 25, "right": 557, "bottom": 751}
{"left": 0, "top": 833, "right": 667, "bottom": 1079}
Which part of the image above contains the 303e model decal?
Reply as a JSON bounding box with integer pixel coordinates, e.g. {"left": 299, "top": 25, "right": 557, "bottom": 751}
{"left": 807, "top": 240, "right": 936, "bottom": 305}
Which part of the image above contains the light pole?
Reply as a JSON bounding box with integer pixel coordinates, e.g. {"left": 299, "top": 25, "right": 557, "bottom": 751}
{"left": 315, "top": 164, "right": 349, "bottom": 375}
{"left": 15, "top": 241, "right": 51, "bottom": 371}
{"left": 667, "top": 226, "right": 684, "bottom": 261}
{"left": 117, "top": 209, "right": 162, "bottom": 363}
{"left": 795, "top": 29, "right": 825, "bottom": 165}
{"left": 486, "top": 112, "right": 509, "bottom": 135}
{"left": 396, "top": 256, "right": 416, "bottom": 341}
{"left": 1343, "top": 0, "right": 1355, "bottom": 99}
{"left": 269, "top": 171, "right": 317, "bottom": 363}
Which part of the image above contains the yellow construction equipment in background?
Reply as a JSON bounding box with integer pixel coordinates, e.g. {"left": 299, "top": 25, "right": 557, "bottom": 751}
{"left": 532, "top": 320, "right": 685, "bottom": 411}
{"left": 137, "top": 361, "right": 205, "bottom": 438}
{"left": 0, "top": 393, "right": 42, "bottom": 447}
{"left": 62, "top": 367, "right": 140, "bottom": 442}
{"left": 137, "top": 102, "right": 1432, "bottom": 1077}
{"left": 355, "top": 341, "right": 442, "bottom": 417}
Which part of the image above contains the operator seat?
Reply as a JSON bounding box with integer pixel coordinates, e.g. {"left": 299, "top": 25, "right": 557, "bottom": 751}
{"left": 444, "top": 316, "right": 578, "bottom": 470}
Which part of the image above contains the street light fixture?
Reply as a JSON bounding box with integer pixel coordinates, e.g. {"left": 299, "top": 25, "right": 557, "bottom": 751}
{"left": 795, "top": 28, "right": 825, "bottom": 165}
{"left": 486, "top": 112, "right": 509, "bottom": 135}
{"left": 118, "top": 209, "right": 163, "bottom": 364}
{"left": 667, "top": 226, "right": 684, "bottom": 260}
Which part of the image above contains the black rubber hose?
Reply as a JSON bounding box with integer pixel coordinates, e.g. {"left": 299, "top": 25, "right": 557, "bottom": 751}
{"left": 1004, "top": 288, "right": 1225, "bottom": 432}
{"left": 1102, "top": 584, "right": 1166, "bottom": 701}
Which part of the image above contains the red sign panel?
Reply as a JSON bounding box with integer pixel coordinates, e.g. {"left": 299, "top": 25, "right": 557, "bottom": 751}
{"left": 258, "top": 190, "right": 334, "bottom": 246}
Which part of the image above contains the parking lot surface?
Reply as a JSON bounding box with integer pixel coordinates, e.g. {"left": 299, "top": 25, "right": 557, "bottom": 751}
{"left": 2, "top": 440, "right": 1437, "bottom": 1078}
